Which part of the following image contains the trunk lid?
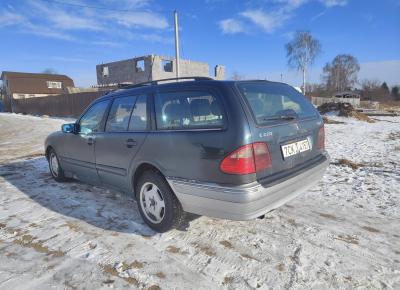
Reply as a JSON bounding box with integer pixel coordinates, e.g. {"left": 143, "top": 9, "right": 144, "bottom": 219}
{"left": 236, "top": 81, "right": 323, "bottom": 181}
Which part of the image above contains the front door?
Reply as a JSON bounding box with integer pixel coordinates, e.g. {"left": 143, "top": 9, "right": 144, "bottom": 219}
{"left": 95, "top": 95, "right": 149, "bottom": 191}
{"left": 61, "top": 99, "right": 110, "bottom": 185}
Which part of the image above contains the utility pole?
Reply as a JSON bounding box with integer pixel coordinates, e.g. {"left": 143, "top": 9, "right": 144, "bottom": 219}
{"left": 174, "top": 10, "right": 180, "bottom": 79}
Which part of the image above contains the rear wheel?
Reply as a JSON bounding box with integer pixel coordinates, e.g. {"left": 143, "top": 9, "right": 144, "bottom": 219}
{"left": 136, "top": 171, "right": 184, "bottom": 232}
{"left": 48, "top": 148, "right": 68, "bottom": 182}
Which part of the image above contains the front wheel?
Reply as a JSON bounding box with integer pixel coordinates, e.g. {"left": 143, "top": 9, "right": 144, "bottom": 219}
{"left": 48, "top": 148, "right": 68, "bottom": 182}
{"left": 136, "top": 171, "right": 184, "bottom": 232}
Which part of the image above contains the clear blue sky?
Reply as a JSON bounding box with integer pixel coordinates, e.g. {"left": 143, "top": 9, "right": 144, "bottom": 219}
{"left": 1, "top": 0, "right": 399, "bottom": 87}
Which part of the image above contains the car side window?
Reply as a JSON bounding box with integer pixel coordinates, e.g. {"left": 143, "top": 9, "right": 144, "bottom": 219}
{"left": 79, "top": 100, "right": 110, "bottom": 134}
{"left": 106, "top": 96, "right": 136, "bottom": 132}
{"left": 155, "top": 91, "right": 224, "bottom": 130}
{"left": 128, "top": 95, "right": 147, "bottom": 131}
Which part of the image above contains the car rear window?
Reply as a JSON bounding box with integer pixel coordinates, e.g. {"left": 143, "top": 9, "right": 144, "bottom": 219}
{"left": 237, "top": 82, "right": 317, "bottom": 125}
{"left": 154, "top": 91, "right": 224, "bottom": 130}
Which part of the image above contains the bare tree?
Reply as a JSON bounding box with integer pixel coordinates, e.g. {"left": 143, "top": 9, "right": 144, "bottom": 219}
{"left": 381, "top": 82, "right": 390, "bottom": 94}
{"left": 0, "top": 81, "right": 4, "bottom": 102}
{"left": 361, "top": 79, "right": 391, "bottom": 101}
{"left": 392, "top": 86, "right": 400, "bottom": 101}
{"left": 323, "top": 54, "right": 360, "bottom": 92}
{"left": 231, "top": 71, "right": 245, "bottom": 80}
{"left": 308, "top": 83, "right": 330, "bottom": 98}
{"left": 361, "top": 79, "right": 381, "bottom": 90}
{"left": 285, "top": 31, "right": 321, "bottom": 94}
{"left": 42, "top": 68, "right": 58, "bottom": 74}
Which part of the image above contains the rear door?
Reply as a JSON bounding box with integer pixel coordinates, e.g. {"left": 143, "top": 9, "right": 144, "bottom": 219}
{"left": 236, "top": 82, "right": 323, "bottom": 180}
{"left": 95, "top": 94, "right": 149, "bottom": 191}
{"left": 140, "top": 88, "right": 237, "bottom": 183}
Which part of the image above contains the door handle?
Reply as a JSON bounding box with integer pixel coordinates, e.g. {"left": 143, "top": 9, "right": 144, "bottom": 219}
{"left": 87, "top": 137, "right": 94, "bottom": 145}
{"left": 126, "top": 139, "right": 137, "bottom": 148}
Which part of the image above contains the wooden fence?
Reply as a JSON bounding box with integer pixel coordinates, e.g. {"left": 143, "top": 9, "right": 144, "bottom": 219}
{"left": 311, "top": 96, "right": 361, "bottom": 108}
{"left": 11, "top": 91, "right": 107, "bottom": 118}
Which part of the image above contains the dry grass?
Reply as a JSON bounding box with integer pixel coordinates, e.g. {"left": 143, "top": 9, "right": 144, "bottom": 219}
{"left": 120, "top": 260, "right": 144, "bottom": 271}
{"left": 13, "top": 234, "right": 65, "bottom": 257}
{"left": 62, "top": 221, "right": 81, "bottom": 232}
{"left": 318, "top": 102, "right": 374, "bottom": 122}
{"left": 318, "top": 212, "right": 338, "bottom": 220}
{"left": 287, "top": 218, "right": 298, "bottom": 226}
{"left": 352, "top": 111, "right": 375, "bottom": 123}
{"left": 379, "top": 101, "right": 400, "bottom": 111}
{"left": 334, "top": 234, "right": 359, "bottom": 245}
{"left": 240, "top": 253, "right": 260, "bottom": 262}
{"left": 332, "top": 158, "right": 365, "bottom": 170}
{"left": 155, "top": 272, "right": 166, "bottom": 279}
{"left": 166, "top": 245, "right": 180, "bottom": 254}
{"left": 219, "top": 240, "right": 234, "bottom": 249}
{"left": 223, "top": 276, "right": 234, "bottom": 285}
{"left": 361, "top": 226, "right": 380, "bottom": 233}
{"left": 323, "top": 116, "right": 345, "bottom": 124}
{"left": 276, "top": 263, "right": 285, "bottom": 272}
{"left": 102, "top": 279, "right": 114, "bottom": 285}
{"left": 102, "top": 264, "right": 119, "bottom": 277}
{"left": 101, "top": 264, "right": 139, "bottom": 286}
{"left": 192, "top": 242, "right": 216, "bottom": 257}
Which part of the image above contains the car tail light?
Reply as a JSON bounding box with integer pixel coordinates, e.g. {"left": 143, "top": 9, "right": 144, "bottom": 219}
{"left": 253, "top": 142, "right": 272, "bottom": 171}
{"left": 220, "top": 142, "right": 271, "bottom": 175}
{"left": 317, "top": 126, "right": 325, "bottom": 150}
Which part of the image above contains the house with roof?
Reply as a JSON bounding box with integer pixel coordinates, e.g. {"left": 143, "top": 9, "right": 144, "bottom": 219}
{"left": 1, "top": 71, "right": 75, "bottom": 112}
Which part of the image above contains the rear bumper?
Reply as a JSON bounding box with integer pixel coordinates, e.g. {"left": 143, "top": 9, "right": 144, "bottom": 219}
{"left": 167, "top": 153, "right": 330, "bottom": 220}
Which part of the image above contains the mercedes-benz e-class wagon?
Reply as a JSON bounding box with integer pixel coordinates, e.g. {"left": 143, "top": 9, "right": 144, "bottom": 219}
{"left": 45, "top": 77, "right": 329, "bottom": 232}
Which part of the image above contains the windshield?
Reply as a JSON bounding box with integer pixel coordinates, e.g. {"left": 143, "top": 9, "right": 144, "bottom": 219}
{"left": 237, "top": 82, "right": 317, "bottom": 124}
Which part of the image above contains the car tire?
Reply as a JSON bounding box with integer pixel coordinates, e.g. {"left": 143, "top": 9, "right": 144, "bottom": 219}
{"left": 136, "top": 170, "right": 184, "bottom": 233}
{"left": 48, "top": 148, "right": 68, "bottom": 182}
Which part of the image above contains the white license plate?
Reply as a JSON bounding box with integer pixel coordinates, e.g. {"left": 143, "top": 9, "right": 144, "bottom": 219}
{"left": 281, "top": 139, "right": 311, "bottom": 159}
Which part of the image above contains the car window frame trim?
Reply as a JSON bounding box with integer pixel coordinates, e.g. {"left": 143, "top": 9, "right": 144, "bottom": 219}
{"left": 76, "top": 98, "right": 112, "bottom": 135}
{"left": 102, "top": 93, "right": 152, "bottom": 134}
{"left": 104, "top": 95, "right": 138, "bottom": 133}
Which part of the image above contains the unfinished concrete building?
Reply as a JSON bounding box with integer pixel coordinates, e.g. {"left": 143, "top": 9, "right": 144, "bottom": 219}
{"left": 96, "top": 55, "right": 225, "bottom": 86}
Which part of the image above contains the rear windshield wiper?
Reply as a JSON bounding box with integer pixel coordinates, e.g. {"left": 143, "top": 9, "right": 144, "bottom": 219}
{"left": 262, "top": 115, "right": 297, "bottom": 121}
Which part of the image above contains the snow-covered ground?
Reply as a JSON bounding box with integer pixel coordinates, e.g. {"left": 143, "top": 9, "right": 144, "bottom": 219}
{"left": 0, "top": 112, "right": 399, "bottom": 289}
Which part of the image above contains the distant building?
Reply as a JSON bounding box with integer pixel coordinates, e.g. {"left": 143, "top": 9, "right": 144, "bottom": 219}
{"left": 334, "top": 91, "right": 361, "bottom": 107}
{"left": 1, "top": 71, "right": 74, "bottom": 100}
{"left": 311, "top": 91, "right": 361, "bottom": 108}
{"left": 96, "top": 55, "right": 225, "bottom": 86}
{"left": 1, "top": 71, "right": 75, "bottom": 112}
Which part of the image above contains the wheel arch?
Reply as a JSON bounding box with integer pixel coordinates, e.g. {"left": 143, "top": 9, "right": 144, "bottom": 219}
{"left": 45, "top": 145, "right": 54, "bottom": 160}
{"left": 132, "top": 162, "right": 165, "bottom": 197}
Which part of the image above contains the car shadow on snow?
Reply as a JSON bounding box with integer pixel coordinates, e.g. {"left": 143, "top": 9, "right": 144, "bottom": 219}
{"left": 0, "top": 157, "right": 198, "bottom": 236}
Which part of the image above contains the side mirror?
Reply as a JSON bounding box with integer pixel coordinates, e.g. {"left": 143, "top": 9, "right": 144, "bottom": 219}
{"left": 61, "top": 123, "right": 76, "bottom": 134}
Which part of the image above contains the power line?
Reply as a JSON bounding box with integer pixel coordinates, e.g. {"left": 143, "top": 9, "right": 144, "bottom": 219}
{"left": 41, "top": 0, "right": 143, "bottom": 13}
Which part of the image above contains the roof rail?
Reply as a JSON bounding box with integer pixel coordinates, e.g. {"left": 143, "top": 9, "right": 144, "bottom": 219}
{"left": 118, "top": 76, "right": 214, "bottom": 90}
